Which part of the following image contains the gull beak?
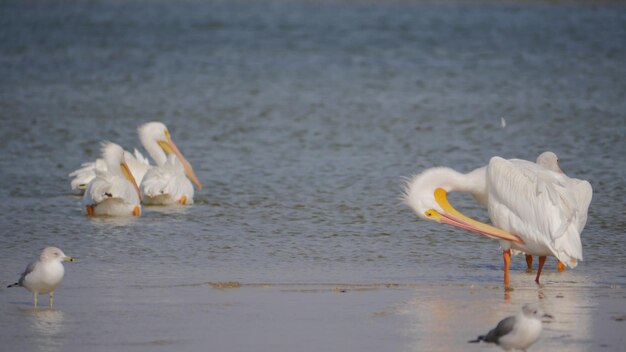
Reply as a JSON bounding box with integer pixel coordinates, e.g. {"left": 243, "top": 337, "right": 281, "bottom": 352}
{"left": 424, "top": 188, "right": 524, "bottom": 244}
{"left": 64, "top": 256, "right": 77, "bottom": 262}
{"left": 158, "top": 133, "right": 202, "bottom": 190}
{"left": 120, "top": 161, "right": 142, "bottom": 202}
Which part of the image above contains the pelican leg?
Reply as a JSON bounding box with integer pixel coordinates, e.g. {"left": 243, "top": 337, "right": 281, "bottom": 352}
{"left": 503, "top": 249, "right": 511, "bottom": 286}
{"left": 557, "top": 260, "right": 566, "bottom": 272}
{"left": 525, "top": 254, "right": 533, "bottom": 272}
{"left": 133, "top": 205, "right": 140, "bottom": 217}
{"left": 178, "top": 196, "right": 187, "bottom": 205}
{"left": 49, "top": 292, "right": 54, "bottom": 308}
{"left": 86, "top": 205, "right": 94, "bottom": 216}
{"left": 535, "top": 256, "right": 547, "bottom": 284}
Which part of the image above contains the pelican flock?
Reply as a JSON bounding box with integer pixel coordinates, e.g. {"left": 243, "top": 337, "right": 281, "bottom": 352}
{"left": 403, "top": 152, "right": 592, "bottom": 285}
{"left": 70, "top": 122, "right": 202, "bottom": 216}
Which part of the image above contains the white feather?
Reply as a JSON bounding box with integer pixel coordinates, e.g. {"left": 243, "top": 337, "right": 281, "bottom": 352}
{"left": 81, "top": 142, "right": 141, "bottom": 216}
{"left": 69, "top": 148, "right": 150, "bottom": 190}
{"left": 141, "top": 154, "right": 194, "bottom": 205}
{"left": 486, "top": 157, "right": 591, "bottom": 267}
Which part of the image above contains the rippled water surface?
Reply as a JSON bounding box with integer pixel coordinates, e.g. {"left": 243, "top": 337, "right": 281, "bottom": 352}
{"left": 1, "top": 1, "right": 625, "bottom": 351}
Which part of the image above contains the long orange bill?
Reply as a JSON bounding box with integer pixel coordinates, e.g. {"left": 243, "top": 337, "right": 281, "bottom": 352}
{"left": 424, "top": 188, "right": 524, "bottom": 244}
{"left": 163, "top": 137, "right": 202, "bottom": 190}
{"left": 120, "top": 162, "right": 142, "bottom": 202}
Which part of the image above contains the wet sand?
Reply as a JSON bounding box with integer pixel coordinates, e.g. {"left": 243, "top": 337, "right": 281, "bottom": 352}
{"left": 2, "top": 278, "right": 624, "bottom": 352}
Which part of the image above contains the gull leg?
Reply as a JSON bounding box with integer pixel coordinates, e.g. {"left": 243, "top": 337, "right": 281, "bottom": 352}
{"left": 525, "top": 254, "right": 533, "bottom": 272}
{"left": 133, "top": 205, "right": 140, "bottom": 217}
{"left": 503, "top": 250, "right": 511, "bottom": 286}
{"left": 535, "top": 256, "right": 547, "bottom": 284}
{"left": 178, "top": 196, "right": 187, "bottom": 205}
{"left": 49, "top": 291, "right": 54, "bottom": 308}
{"left": 557, "top": 260, "right": 566, "bottom": 272}
{"left": 33, "top": 292, "right": 38, "bottom": 308}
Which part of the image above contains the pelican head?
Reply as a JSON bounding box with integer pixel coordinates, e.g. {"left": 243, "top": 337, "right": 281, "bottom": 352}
{"left": 138, "top": 122, "right": 202, "bottom": 190}
{"left": 101, "top": 142, "right": 142, "bottom": 201}
{"left": 536, "top": 151, "right": 562, "bottom": 173}
{"left": 403, "top": 167, "right": 451, "bottom": 221}
{"left": 403, "top": 166, "right": 523, "bottom": 244}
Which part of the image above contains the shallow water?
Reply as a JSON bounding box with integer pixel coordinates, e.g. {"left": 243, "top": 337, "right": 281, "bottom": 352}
{"left": 1, "top": 1, "right": 625, "bottom": 351}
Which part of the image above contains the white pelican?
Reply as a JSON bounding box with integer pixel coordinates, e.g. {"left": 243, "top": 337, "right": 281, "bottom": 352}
{"left": 7, "top": 247, "right": 76, "bottom": 307}
{"left": 82, "top": 142, "right": 143, "bottom": 217}
{"left": 69, "top": 148, "right": 151, "bottom": 192}
{"left": 403, "top": 154, "right": 592, "bottom": 285}
{"left": 138, "top": 122, "right": 202, "bottom": 205}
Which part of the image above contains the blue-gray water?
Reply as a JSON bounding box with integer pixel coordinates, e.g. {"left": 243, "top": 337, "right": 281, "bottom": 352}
{"left": 1, "top": 1, "right": 625, "bottom": 351}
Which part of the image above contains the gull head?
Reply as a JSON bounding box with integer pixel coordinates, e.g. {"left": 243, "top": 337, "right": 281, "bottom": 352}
{"left": 521, "top": 304, "right": 553, "bottom": 320}
{"left": 40, "top": 247, "right": 76, "bottom": 263}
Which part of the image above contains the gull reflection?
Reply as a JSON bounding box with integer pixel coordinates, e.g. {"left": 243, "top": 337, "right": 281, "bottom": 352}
{"left": 19, "top": 308, "right": 66, "bottom": 352}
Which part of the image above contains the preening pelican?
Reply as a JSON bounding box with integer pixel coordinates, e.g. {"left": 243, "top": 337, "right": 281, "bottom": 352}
{"left": 82, "top": 142, "right": 142, "bottom": 217}
{"left": 403, "top": 154, "right": 592, "bottom": 285}
{"left": 69, "top": 148, "right": 150, "bottom": 192}
{"left": 138, "top": 122, "right": 202, "bottom": 205}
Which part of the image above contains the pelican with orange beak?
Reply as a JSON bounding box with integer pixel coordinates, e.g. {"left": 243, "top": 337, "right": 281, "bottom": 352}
{"left": 138, "top": 122, "right": 202, "bottom": 205}
{"left": 82, "top": 142, "right": 143, "bottom": 216}
{"left": 403, "top": 155, "right": 591, "bottom": 285}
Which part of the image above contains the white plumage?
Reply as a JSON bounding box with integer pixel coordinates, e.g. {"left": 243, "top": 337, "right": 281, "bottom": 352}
{"left": 82, "top": 142, "right": 142, "bottom": 217}
{"left": 7, "top": 247, "right": 76, "bottom": 307}
{"left": 403, "top": 153, "right": 592, "bottom": 285}
{"left": 486, "top": 157, "right": 591, "bottom": 266}
{"left": 69, "top": 149, "right": 150, "bottom": 192}
{"left": 69, "top": 122, "right": 202, "bottom": 206}
{"left": 137, "top": 122, "right": 202, "bottom": 205}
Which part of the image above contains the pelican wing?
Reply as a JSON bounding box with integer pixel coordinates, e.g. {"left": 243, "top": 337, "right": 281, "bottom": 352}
{"left": 123, "top": 149, "right": 151, "bottom": 186}
{"left": 570, "top": 178, "right": 593, "bottom": 231}
{"left": 486, "top": 157, "right": 591, "bottom": 267}
{"left": 132, "top": 148, "right": 150, "bottom": 166}
{"left": 83, "top": 173, "right": 140, "bottom": 205}
{"left": 71, "top": 149, "right": 150, "bottom": 191}
{"left": 69, "top": 159, "right": 106, "bottom": 190}
{"left": 141, "top": 155, "right": 194, "bottom": 203}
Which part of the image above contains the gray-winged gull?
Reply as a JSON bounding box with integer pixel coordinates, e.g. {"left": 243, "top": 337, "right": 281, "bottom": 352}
{"left": 7, "top": 247, "right": 76, "bottom": 307}
{"left": 469, "top": 304, "right": 552, "bottom": 351}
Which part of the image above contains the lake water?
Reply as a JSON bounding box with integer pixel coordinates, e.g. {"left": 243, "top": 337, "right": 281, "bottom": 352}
{"left": 1, "top": 1, "right": 625, "bottom": 351}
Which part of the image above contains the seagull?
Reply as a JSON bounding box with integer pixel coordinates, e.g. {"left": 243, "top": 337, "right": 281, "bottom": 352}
{"left": 7, "top": 247, "right": 76, "bottom": 308}
{"left": 469, "top": 304, "right": 553, "bottom": 351}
